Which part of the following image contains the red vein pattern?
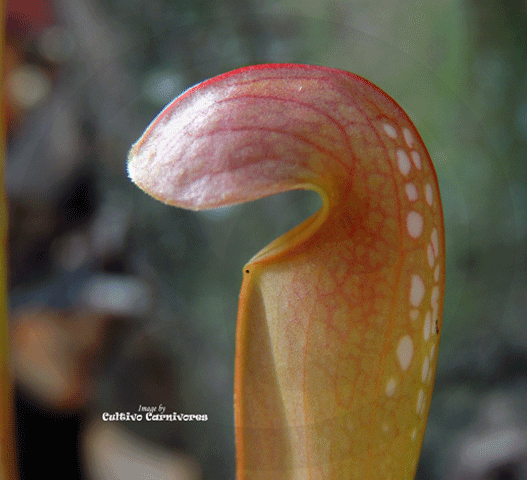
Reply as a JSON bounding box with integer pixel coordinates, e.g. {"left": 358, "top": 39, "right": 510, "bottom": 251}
{"left": 127, "top": 64, "right": 445, "bottom": 480}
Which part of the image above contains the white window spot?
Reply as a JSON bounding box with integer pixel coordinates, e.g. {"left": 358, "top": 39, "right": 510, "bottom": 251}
{"left": 416, "top": 389, "right": 425, "bottom": 415}
{"left": 407, "top": 211, "right": 424, "bottom": 238}
{"left": 397, "top": 335, "right": 414, "bottom": 371}
{"left": 405, "top": 182, "right": 418, "bottom": 201}
{"left": 403, "top": 128, "right": 414, "bottom": 147}
{"left": 385, "top": 377, "right": 397, "bottom": 396}
{"left": 423, "top": 310, "right": 431, "bottom": 341}
{"left": 434, "top": 265, "right": 440, "bottom": 282}
{"left": 422, "top": 356, "right": 430, "bottom": 382}
{"left": 431, "top": 227, "right": 439, "bottom": 257}
{"left": 427, "top": 243, "right": 435, "bottom": 268}
{"left": 410, "top": 428, "right": 417, "bottom": 441}
{"left": 397, "top": 149, "right": 411, "bottom": 176}
{"left": 410, "top": 274, "right": 425, "bottom": 307}
{"left": 425, "top": 183, "right": 433, "bottom": 206}
{"left": 410, "top": 309, "right": 419, "bottom": 321}
{"left": 383, "top": 123, "right": 397, "bottom": 138}
{"left": 430, "top": 344, "right": 435, "bottom": 360}
{"left": 411, "top": 150, "right": 422, "bottom": 169}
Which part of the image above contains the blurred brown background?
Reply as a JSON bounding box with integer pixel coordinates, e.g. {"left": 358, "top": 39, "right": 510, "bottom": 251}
{"left": 5, "top": 0, "right": 527, "bottom": 479}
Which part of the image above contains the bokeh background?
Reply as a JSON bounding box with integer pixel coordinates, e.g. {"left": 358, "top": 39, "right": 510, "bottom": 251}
{"left": 5, "top": 0, "right": 527, "bottom": 479}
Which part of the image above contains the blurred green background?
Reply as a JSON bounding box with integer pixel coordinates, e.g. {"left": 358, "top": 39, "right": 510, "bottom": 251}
{"left": 5, "top": 0, "right": 527, "bottom": 479}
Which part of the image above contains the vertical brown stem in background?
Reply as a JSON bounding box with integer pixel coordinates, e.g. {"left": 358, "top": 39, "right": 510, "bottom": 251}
{"left": 1, "top": 0, "right": 16, "bottom": 478}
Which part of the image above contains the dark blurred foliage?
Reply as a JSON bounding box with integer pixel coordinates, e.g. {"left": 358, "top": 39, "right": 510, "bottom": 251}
{"left": 5, "top": 0, "right": 527, "bottom": 479}
{"left": 5, "top": 0, "right": 315, "bottom": 478}
{"left": 16, "top": 387, "right": 87, "bottom": 479}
